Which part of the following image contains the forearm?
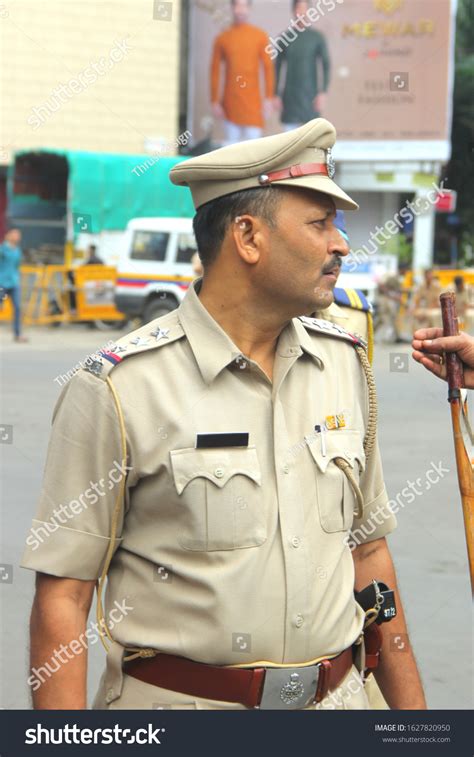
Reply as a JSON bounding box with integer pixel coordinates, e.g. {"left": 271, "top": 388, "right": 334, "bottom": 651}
{"left": 353, "top": 539, "right": 427, "bottom": 709}
{"left": 373, "top": 590, "right": 426, "bottom": 710}
{"left": 30, "top": 594, "right": 89, "bottom": 709}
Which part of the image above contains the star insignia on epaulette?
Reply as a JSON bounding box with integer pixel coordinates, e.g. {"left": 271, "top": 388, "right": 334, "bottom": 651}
{"left": 299, "top": 316, "right": 366, "bottom": 349}
{"left": 130, "top": 336, "right": 149, "bottom": 347}
{"left": 108, "top": 343, "right": 127, "bottom": 354}
{"left": 150, "top": 327, "right": 170, "bottom": 341}
{"left": 307, "top": 317, "right": 347, "bottom": 335}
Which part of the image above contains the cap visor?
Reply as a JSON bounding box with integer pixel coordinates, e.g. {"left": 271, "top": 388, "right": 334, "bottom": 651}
{"left": 270, "top": 175, "right": 358, "bottom": 211}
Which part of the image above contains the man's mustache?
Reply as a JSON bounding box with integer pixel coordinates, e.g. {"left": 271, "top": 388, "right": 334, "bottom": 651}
{"left": 322, "top": 258, "right": 342, "bottom": 275}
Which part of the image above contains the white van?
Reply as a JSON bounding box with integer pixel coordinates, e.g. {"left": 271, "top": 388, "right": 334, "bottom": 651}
{"left": 114, "top": 217, "right": 196, "bottom": 323}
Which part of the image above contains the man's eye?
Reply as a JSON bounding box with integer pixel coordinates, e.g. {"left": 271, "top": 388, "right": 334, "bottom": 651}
{"left": 312, "top": 220, "right": 326, "bottom": 227}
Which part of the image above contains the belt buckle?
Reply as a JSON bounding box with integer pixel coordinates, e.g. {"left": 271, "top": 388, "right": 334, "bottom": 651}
{"left": 258, "top": 663, "right": 320, "bottom": 710}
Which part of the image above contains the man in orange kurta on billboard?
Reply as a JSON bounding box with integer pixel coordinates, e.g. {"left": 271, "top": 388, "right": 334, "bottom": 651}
{"left": 210, "top": 0, "right": 274, "bottom": 145}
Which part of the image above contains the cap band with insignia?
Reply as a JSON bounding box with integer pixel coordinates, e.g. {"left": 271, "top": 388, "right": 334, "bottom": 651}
{"left": 169, "top": 118, "right": 358, "bottom": 211}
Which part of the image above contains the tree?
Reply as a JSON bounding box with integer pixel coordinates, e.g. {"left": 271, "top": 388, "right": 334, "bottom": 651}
{"left": 446, "top": 0, "right": 474, "bottom": 257}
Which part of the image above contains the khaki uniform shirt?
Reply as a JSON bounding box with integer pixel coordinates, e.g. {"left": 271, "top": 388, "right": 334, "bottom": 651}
{"left": 21, "top": 280, "right": 396, "bottom": 665}
{"left": 413, "top": 280, "right": 442, "bottom": 309}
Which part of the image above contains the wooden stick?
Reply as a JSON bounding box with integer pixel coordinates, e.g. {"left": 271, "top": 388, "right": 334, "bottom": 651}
{"left": 440, "top": 292, "right": 474, "bottom": 593}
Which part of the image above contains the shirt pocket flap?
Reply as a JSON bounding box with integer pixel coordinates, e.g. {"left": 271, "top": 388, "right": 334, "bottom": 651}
{"left": 170, "top": 446, "right": 262, "bottom": 494}
{"left": 306, "top": 430, "right": 366, "bottom": 474}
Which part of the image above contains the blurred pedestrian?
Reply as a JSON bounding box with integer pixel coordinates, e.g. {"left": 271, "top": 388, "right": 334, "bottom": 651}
{"left": 0, "top": 228, "right": 28, "bottom": 342}
{"left": 210, "top": 0, "right": 274, "bottom": 145}
{"left": 375, "top": 271, "right": 404, "bottom": 343}
{"left": 274, "top": 0, "right": 330, "bottom": 130}
{"left": 84, "top": 244, "right": 104, "bottom": 265}
{"left": 67, "top": 245, "right": 104, "bottom": 312}
{"left": 411, "top": 269, "right": 443, "bottom": 330}
{"left": 450, "top": 275, "right": 470, "bottom": 330}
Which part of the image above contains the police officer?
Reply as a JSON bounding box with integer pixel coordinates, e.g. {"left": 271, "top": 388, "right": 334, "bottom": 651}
{"left": 412, "top": 268, "right": 443, "bottom": 330}
{"left": 375, "top": 271, "right": 405, "bottom": 345}
{"left": 449, "top": 275, "right": 471, "bottom": 331}
{"left": 22, "top": 119, "right": 426, "bottom": 710}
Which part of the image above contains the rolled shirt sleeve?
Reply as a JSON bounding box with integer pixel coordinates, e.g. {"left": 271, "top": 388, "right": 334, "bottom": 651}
{"left": 20, "top": 369, "right": 131, "bottom": 580}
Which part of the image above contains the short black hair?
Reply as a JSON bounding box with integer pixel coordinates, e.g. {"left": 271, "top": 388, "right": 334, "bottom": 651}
{"left": 192, "top": 187, "right": 284, "bottom": 268}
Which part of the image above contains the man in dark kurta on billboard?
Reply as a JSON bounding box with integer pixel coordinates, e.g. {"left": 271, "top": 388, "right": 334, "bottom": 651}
{"left": 272, "top": 0, "right": 331, "bottom": 130}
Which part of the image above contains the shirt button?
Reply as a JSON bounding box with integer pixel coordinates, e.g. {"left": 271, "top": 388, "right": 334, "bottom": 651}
{"left": 214, "top": 467, "right": 225, "bottom": 478}
{"left": 105, "top": 688, "right": 115, "bottom": 703}
{"left": 291, "top": 536, "right": 301, "bottom": 548}
{"left": 295, "top": 614, "right": 304, "bottom": 628}
{"left": 283, "top": 464, "right": 290, "bottom": 474}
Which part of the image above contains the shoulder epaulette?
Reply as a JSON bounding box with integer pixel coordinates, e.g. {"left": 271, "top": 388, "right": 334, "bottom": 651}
{"left": 333, "top": 287, "right": 372, "bottom": 313}
{"left": 299, "top": 315, "right": 367, "bottom": 350}
{"left": 82, "top": 310, "right": 185, "bottom": 380}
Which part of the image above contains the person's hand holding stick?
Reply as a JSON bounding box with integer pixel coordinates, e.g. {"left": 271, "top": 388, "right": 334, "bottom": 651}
{"left": 413, "top": 293, "right": 473, "bottom": 593}
{"left": 412, "top": 328, "right": 474, "bottom": 389}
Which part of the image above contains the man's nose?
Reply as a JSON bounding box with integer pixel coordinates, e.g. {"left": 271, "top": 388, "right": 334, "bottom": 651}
{"left": 328, "top": 230, "right": 350, "bottom": 258}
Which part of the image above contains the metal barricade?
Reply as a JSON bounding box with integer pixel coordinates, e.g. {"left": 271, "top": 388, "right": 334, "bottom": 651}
{"left": 0, "top": 265, "right": 126, "bottom": 326}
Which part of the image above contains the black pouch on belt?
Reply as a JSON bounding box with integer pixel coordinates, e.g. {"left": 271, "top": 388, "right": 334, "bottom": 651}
{"left": 354, "top": 580, "right": 397, "bottom": 624}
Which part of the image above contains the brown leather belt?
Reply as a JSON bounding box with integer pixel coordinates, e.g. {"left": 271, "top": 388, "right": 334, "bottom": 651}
{"left": 123, "top": 646, "right": 354, "bottom": 709}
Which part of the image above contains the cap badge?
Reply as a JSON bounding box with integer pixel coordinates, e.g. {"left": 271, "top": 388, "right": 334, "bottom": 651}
{"left": 326, "top": 148, "right": 336, "bottom": 179}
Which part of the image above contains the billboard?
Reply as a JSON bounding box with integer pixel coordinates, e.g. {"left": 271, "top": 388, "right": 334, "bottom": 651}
{"left": 187, "top": 0, "right": 455, "bottom": 161}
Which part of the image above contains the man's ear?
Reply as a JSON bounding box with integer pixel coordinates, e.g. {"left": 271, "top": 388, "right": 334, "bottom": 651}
{"left": 230, "top": 215, "right": 267, "bottom": 266}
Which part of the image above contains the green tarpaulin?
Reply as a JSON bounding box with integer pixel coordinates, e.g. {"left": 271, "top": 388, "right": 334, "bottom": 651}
{"left": 11, "top": 149, "right": 194, "bottom": 234}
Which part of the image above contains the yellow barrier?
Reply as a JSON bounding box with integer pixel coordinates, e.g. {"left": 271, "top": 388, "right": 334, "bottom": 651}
{"left": 0, "top": 265, "right": 126, "bottom": 326}
{"left": 402, "top": 269, "right": 474, "bottom": 290}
